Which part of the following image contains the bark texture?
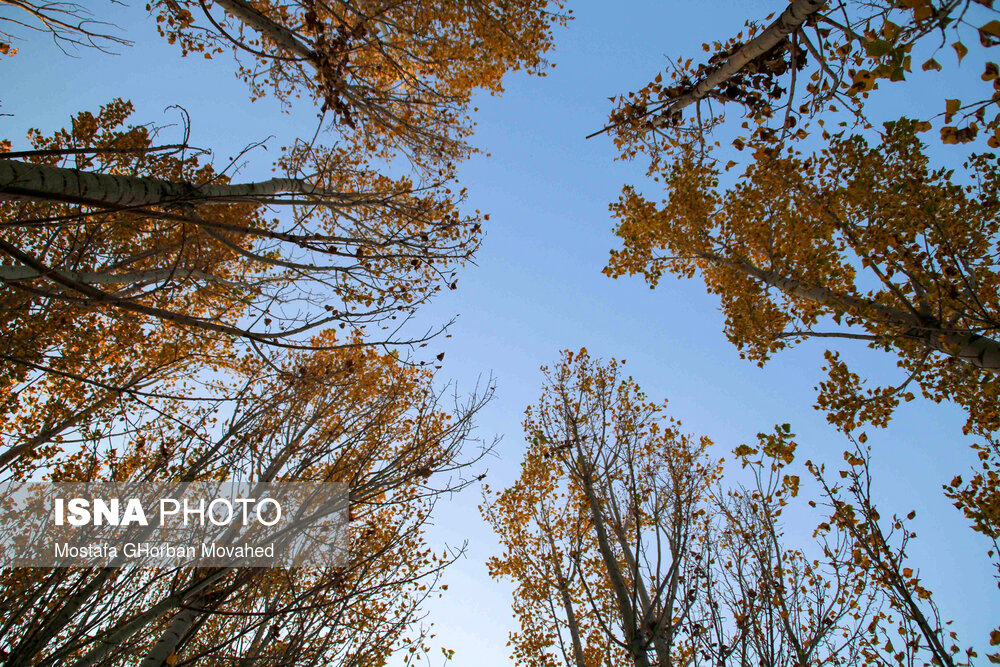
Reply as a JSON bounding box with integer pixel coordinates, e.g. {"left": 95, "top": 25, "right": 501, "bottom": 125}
{"left": 703, "top": 251, "right": 1000, "bottom": 371}
{"left": 651, "top": 0, "right": 826, "bottom": 126}
{"left": 0, "top": 158, "right": 323, "bottom": 208}
{"left": 213, "top": 0, "right": 316, "bottom": 61}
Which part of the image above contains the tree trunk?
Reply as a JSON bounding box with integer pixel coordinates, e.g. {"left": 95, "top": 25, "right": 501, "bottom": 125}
{"left": 557, "top": 582, "right": 589, "bottom": 667}
{"left": 0, "top": 158, "right": 323, "bottom": 208}
{"left": 544, "top": 529, "right": 588, "bottom": 667}
{"left": 0, "top": 264, "right": 238, "bottom": 287}
{"left": 212, "top": 0, "right": 316, "bottom": 61}
{"left": 604, "top": 484, "right": 676, "bottom": 667}
{"left": 140, "top": 595, "right": 208, "bottom": 667}
{"left": 703, "top": 250, "right": 1000, "bottom": 371}
{"left": 651, "top": 0, "right": 825, "bottom": 126}
{"left": 567, "top": 423, "right": 652, "bottom": 667}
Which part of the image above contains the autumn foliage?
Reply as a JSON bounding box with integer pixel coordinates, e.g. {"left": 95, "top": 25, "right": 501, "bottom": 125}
{"left": 5, "top": 0, "right": 1000, "bottom": 664}
{"left": 152, "top": 0, "right": 569, "bottom": 162}
{"left": 599, "top": 0, "right": 1000, "bottom": 658}
{"left": 485, "top": 351, "right": 979, "bottom": 667}
{"left": 0, "top": 0, "right": 567, "bottom": 663}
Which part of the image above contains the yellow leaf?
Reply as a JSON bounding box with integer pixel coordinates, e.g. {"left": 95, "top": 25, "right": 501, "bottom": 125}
{"left": 850, "top": 70, "right": 876, "bottom": 94}
{"left": 981, "top": 20, "right": 1000, "bottom": 37}
{"left": 946, "top": 99, "right": 961, "bottom": 115}
{"left": 953, "top": 41, "right": 968, "bottom": 63}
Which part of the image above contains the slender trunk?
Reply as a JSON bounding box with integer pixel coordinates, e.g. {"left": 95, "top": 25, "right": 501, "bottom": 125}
{"left": 702, "top": 250, "right": 1000, "bottom": 370}
{"left": 567, "top": 425, "right": 651, "bottom": 667}
{"left": 861, "top": 507, "right": 956, "bottom": 667}
{"left": 605, "top": 487, "right": 675, "bottom": 667}
{"left": 0, "top": 265, "right": 238, "bottom": 287}
{"left": 0, "top": 158, "right": 323, "bottom": 208}
{"left": 212, "top": 0, "right": 316, "bottom": 61}
{"left": 544, "top": 529, "right": 588, "bottom": 667}
{"left": 241, "top": 600, "right": 282, "bottom": 663}
{"left": 140, "top": 597, "right": 205, "bottom": 667}
{"left": 557, "top": 581, "right": 589, "bottom": 667}
{"left": 652, "top": 0, "right": 825, "bottom": 126}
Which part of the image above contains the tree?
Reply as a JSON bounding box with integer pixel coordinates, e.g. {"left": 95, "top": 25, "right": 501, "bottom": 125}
{"left": 150, "top": 0, "right": 570, "bottom": 163}
{"left": 804, "top": 443, "right": 984, "bottom": 667}
{"left": 606, "top": 121, "right": 1000, "bottom": 437}
{"left": 2, "top": 0, "right": 569, "bottom": 472}
{"left": 600, "top": 0, "right": 1000, "bottom": 425}
{"left": 1, "top": 0, "right": 568, "bottom": 661}
{"left": 1, "top": 100, "right": 481, "bottom": 473}
{"left": 599, "top": 0, "right": 1000, "bottom": 162}
{"left": 599, "top": 0, "right": 1000, "bottom": 562}
{"left": 0, "top": 95, "right": 494, "bottom": 652}
{"left": 484, "top": 349, "right": 721, "bottom": 667}
{"left": 486, "top": 350, "right": 975, "bottom": 667}
{"left": 0, "top": 337, "right": 492, "bottom": 666}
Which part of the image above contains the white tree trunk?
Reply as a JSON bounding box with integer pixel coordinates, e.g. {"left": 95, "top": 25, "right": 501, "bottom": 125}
{"left": 0, "top": 158, "right": 324, "bottom": 208}
{"left": 567, "top": 425, "right": 652, "bottom": 667}
{"left": 652, "top": 0, "right": 825, "bottom": 125}
{"left": 140, "top": 604, "right": 199, "bottom": 667}
{"left": 0, "top": 264, "right": 238, "bottom": 287}
{"left": 704, "top": 251, "right": 1000, "bottom": 371}
{"left": 213, "top": 0, "right": 316, "bottom": 61}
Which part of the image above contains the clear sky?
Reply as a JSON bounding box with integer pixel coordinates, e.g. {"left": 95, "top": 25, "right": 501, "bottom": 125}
{"left": 2, "top": 0, "right": 996, "bottom": 664}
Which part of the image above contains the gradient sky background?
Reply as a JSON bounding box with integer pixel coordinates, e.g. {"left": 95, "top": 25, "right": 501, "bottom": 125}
{"left": 2, "top": 0, "right": 997, "bottom": 664}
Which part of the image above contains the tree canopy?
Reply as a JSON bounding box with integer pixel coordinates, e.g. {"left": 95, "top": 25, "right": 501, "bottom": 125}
{"left": 600, "top": 0, "right": 1000, "bottom": 573}
{"left": 485, "top": 350, "right": 975, "bottom": 667}
{"left": 0, "top": 0, "right": 566, "bottom": 663}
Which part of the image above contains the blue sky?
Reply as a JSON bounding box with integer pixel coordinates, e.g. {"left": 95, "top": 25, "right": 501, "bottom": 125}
{"left": 2, "top": 0, "right": 996, "bottom": 664}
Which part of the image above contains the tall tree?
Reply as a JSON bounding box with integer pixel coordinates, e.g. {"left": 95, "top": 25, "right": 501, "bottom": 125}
{"left": 0, "top": 337, "right": 491, "bottom": 666}
{"left": 599, "top": 0, "right": 1000, "bottom": 559}
{"left": 485, "top": 349, "right": 724, "bottom": 667}
{"left": 486, "top": 351, "right": 974, "bottom": 667}
{"left": 1, "top": 100, "right": 481, "bottom": 473}
{"left": 151, "top": 0, "right": 570, "bottom": 163}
